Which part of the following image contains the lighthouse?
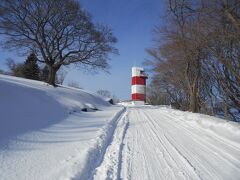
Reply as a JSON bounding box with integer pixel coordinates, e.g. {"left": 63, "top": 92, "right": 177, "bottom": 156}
{"left": 131, "top": 67, "right": 148, "bottom": 105}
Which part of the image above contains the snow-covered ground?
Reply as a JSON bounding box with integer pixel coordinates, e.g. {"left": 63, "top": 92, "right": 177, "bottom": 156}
{"left": 94, "top": 106, "right": 240, "bottom": 180}
{"left": 0, "top": 75, "right": 124, "bottom": 180}
{"left": 1, "top": 75, "right": 240, "bottom": 180}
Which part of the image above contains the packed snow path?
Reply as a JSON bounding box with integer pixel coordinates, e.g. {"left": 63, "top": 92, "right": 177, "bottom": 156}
{"left": 94, "top": 106, "right": 240, "bottom": 180}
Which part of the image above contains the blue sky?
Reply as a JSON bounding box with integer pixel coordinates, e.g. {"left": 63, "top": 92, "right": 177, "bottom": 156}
{"left": 0, "top": 0, "right": 165, "bottom": 100}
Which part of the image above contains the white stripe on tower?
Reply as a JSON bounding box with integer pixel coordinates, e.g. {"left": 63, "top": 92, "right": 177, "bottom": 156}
{"left": 131, "top": 85, "right": 146, "bottom": 94}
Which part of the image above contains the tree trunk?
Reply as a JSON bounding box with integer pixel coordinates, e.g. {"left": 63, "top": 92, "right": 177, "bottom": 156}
{"left": 210, "top": 96, "right": 216, "bottom": 115}
{"left": 48, "top": 66, "right": 58, "bottom": 86}
{"left": 223, "top": 102, "right": 230, "bottom": 120}
{"left": 190, "top": 86, "right": 198, "bottom": 113}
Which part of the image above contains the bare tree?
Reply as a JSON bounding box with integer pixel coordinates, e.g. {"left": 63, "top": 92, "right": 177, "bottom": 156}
{"left": 145, "top": 0, "right": 240, "bottom": 121}
{"left": 97, "top": 89, "right": 119, "bottom": 104}
{"left": 97, "top": 90, "right": 112, "bottom": 98}
{"left": 146, "top": 18, "right": 205, "bottom": 112}
{"left": 6, "top": 58, "right": 25, "bottom": 77}
{"left": 0, "top": 0, "right": 117, "bottom": 86}
{"left": 146, "top": 81, "right": 170, "bottom": 105}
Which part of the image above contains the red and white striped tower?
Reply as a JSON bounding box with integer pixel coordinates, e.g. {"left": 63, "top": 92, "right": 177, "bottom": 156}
{"left": 131, "top": 67, "right": 148, "bottom": 103}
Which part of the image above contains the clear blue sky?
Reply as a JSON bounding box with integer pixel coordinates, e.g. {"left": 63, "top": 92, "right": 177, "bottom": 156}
{"left": 0, "top": 0, "right": 165, "bottom": 100}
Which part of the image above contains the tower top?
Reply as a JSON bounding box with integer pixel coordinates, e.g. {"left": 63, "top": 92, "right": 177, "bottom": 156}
{"left": 132, "top": 67, "right": 147, "bottom": 78}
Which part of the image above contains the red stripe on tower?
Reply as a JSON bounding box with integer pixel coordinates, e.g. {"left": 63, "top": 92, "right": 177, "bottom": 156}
{"left": 132, "top": 76, "right": 146, "bottom": 85}
{"left": 131, "top": 67, "right": 148, "bottom": 103}
{"left": 132, "top": 93, "right": 145, "bottom": 101}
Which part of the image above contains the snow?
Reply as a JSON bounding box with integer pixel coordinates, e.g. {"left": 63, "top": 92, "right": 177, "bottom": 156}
{"left": 0, "top": 75, "right": 123, "bottom": 180}
{"left": 94, "top": 106, "right": 240, "bottom": 180}
{"left": 0, "top": 75, "right": 240, "bottom": 180}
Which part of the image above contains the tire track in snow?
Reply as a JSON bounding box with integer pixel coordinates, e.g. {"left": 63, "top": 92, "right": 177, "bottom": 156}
{"left": 143, "top": 111, "right": 222, "bottom": 179}
{"left": 121, "top": 108, "right": 193, "bottom": 180}
{"left": 117, "top": 115, "right": 129, "bottom": 180}
{"left": 93, "top": 109, "right": 130, "bottom": 180}
{"left": 143, "top": 111, "right": 205, "bottom": 179}
{"left": 143, "top": 109, "right": 240, "bottom": 180}
{"left": 159, "top": 112, "right": 240, "bottom": 170}
{"left": 141, "top": 110, "right": 202, "bottom": 180}
{"left": 89, "top": 106, "right": 240, "bottom": 180}
{"left": 72, "top": 107, "right": 126, "bottom": 180}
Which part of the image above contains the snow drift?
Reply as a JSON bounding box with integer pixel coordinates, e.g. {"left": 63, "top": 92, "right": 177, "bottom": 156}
{"left": 0, "top": 75, "right": 123, "bottom": 180}
{"left": 0, "top": 75, "right": 110, "bottom": 144}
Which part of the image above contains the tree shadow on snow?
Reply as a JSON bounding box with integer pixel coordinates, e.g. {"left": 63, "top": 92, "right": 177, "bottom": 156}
{"left": 0, "top": 81, "right": 67, "bottom": 149}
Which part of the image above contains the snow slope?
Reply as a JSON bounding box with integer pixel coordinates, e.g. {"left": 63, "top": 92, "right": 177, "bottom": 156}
{"left": 0, "top": 75, "right": 124, "bottom": 180}
{"left": 94, "top": 106, "right": 240, "bottom": 180}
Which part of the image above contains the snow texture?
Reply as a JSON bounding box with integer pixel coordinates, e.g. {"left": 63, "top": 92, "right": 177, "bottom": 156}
{"left": 94, "top": 106, "right": 240, "bottom": 180}
{"left": 0, "top": 75, "right": 240, "bottom": 180}
{"left": 0, "top": 75, "right": 123, "bottom": 180}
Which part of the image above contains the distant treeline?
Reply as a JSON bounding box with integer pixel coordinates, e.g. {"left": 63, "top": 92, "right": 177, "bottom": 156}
{"left": 145, "top": 0, "right": 240, "bottom": 121}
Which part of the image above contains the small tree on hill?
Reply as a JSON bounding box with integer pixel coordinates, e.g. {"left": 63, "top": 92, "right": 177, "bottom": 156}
{"left": 97, "top": 90, "right": 111, "bottom": 98}
{"left": 97, "top": 89, "right": 119, "bottom": 104}
{"left": 6, "top": 58, "right": 24, "bottom": 77}
{"left": 22, "top": 53, "right": 40, "bottom": 80}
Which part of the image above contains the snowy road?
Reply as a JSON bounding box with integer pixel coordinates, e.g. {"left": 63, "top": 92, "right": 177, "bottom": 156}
{"left": 94, "top": 106, "right": 240, "bottom": 180}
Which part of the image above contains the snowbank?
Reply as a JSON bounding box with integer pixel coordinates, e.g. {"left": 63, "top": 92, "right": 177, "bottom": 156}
{"left": 0, "top": 79, "right": 67, "bottom": 143}
{"left": 185, "top": 112, "right": 240, "bottom": 142}
{"left": 0, "top": 75, "right": 123, "bottom": 180}
{"left": 0, "top": 75, "right": 110, "bottom": 144}
{"left": 162, "top": 107, "right": 240, "bottom": 142}
{"left": 74, "top": 107, "right": 126, "bottom": 179}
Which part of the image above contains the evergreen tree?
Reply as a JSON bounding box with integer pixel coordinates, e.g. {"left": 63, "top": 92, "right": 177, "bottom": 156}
{"left": 0, "top": 69, "right": 4, "bottom": 74}
{"left": 22, "top": 53, "right": 40, "bottom": 80}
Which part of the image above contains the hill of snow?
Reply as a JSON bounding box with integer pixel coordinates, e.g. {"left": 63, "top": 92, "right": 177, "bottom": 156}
{"left": 0, "top": 75, "right": 124, "bottom": 180}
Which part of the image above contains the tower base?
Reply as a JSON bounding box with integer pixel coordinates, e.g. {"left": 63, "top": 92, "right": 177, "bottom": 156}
{"left": 131, "top": 100, "right": 145, "bottom": 106}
